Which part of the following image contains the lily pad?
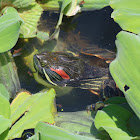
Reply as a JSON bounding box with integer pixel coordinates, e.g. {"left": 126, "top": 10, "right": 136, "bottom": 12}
{"left": 8, "top": 88, "right": 56, "bottom": 139}
{"left": 110, "top": 31, "right": 140, "bottom": 119}
{"left": 110, "top": 0, "right": 140, "bottom": 34}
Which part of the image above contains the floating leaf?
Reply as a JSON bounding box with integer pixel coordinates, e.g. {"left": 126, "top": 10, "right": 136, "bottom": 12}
{"left": 39, "top": 0, "right": 109, "bottom": 11}
{"left": 95, "top": 105, "right": 134, "bottom": 140}
{"left": 82, "top": 0, "right": 109, "bottom": 11}
{"left": 110, "top": 0, "right": 140, "bottom": 34}
{"left": 0, "top": 7, "right": 23, "bottom": 52}
{"left": 8, "top": 88, "right": 56, "bottom": 139}
{"left": 35, "top": 121, "right": 97, "bottom": 140}
{"left": 110, "top": 31, "right": 140, "bottom": 119}
{"left": 19, "top": 2, "right": 43, "bottom": 38}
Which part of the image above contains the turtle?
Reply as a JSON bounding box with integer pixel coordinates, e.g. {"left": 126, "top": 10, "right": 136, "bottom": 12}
{"left": 33, "top": 46, "right": 119, "bottom": 100}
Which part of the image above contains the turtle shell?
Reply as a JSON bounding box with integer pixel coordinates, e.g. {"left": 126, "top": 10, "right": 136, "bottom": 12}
{"left": 80, "top": 47, "right": 116, "bottom": 64}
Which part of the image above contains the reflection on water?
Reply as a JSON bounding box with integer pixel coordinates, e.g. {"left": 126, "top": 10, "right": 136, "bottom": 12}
{"left": 14, "top": 6, "right": 121, "bottom": 112}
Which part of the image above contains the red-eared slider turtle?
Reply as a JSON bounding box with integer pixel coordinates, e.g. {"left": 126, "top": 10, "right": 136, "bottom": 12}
{"left": 33, "top": 46, "right": 118, "bottom": 99}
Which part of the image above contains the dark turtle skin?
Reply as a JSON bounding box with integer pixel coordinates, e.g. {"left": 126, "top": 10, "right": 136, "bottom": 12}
{"left": 33, "top": 50, "right": 118, "bottom": 98}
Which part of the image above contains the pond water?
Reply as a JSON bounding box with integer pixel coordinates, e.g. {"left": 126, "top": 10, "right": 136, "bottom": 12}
{"left": 14, "top": 6, "right": 121, "bottom": 112}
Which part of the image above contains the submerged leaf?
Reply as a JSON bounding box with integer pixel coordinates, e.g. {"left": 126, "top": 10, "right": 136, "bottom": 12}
{"left": 55, "top": 111, "right": 97, "bottom": 138}
{"left": 110, "top": 31, "right": 140, "bottom": 119}
{"left": 37, "top": 31, "right": 49, "bottom": 41}
{"left": 0, "top": 52, "right": 21, "bottom": 98}
{"left": 8, "top": 89, "right": 56, "bottom": 139}
{"left": 35, "top": 121, "right": 97, "bottom": 140}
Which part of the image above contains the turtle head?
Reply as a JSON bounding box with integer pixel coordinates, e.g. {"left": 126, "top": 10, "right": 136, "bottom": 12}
{"left": 33, "top": 51, "right": 84, "bottom": 86}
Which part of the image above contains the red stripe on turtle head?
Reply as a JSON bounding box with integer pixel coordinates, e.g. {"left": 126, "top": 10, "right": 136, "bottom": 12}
{"left": 50, "top": 68, "right": 70, "bottom": 80}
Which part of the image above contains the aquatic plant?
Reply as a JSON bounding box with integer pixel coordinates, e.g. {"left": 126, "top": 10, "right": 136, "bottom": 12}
{"left": 0, "top": 0, "right": 140, "bottom": 139}
{"left": 0, "top": 86, "right": 56, "bottom": 139}
{"left": 94, "top": 0, "right": 140, "bottom": 139}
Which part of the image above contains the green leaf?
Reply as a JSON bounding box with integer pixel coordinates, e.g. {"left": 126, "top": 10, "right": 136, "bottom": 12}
{"left": 110, "top": 31, "right": 140, "bottom": 119}
{"left": 0, "top": 7, "right": 23, "bottom": 53}
{"left": 0, "top": 115, "right": 11, "bottom": 136}
{"left": 18, "top": 2, "right": 43, "bottom": 38}
{"left": 55, "top": 111, "right": 98, "bottom": 138}
{"left": 95, "top": 105, "right": 134, "bottom": 140}
{"left": 37, "top": 31, "right": 49, "bottom": 41}
{"left": 110, "top": 0, "right": 140, "bottom": 34}
{"left": 39, "top": 0, "right": 109, "bottom": 11}
{"left": 12, "top": 0, "right": 35, "bottom": 8}
{"left": 104, "top": 97, "right": 127, "bottom": 104}
{"left": 128, "top": 115, "right": 140, "bottom": 136}
{"left": 8, "top": 88, "right": 56, "bottom": 139}
{"left": 61, "top": 0, "right": 78, "bottom": 16}
{"left": 35, "top": 121, "right": 97, "bottom": 140}
{"left": 0, "top": 52, "right": 21, "bottom": 98}
{"left": 0, "top": 94, "right": 11, "bottom": 119}
{"left": 0, "top": 84, "right": 10, "bottom": 100}
{"left": 27, "top": 135, "right": 35, "bottom": 140}
{"left": 82, "top": 0, "right": 109, "bottom": 11}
